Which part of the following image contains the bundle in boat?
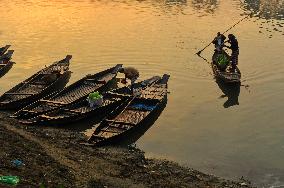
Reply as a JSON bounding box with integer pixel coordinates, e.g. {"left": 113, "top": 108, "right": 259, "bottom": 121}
{"left": 211, "top": 50, "right": 241, "bottom": 83}
{"left": 0, "top": 55, "right": 72, "bottom": 110}
{"left": 13, "top": 64, "right": 123, "bottom": 120}
{"left": 87, "top": 74, "right": 170, "bottom": 147}
{"left": 0, "top": 45, "right": 15, "bottom": 78}
{"left": 18, "top": 75, "right": 162, "bottom": 126}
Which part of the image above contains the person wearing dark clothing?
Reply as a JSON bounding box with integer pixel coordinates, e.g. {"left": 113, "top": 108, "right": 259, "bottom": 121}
{"left": 212, "top": 32, "right": 226, "bottom": 52}
{"left": 119, "top": 67, "right": 139, "bottom": 94}
{"left": 226, "top": 34, "right": 239, "bottom": 71}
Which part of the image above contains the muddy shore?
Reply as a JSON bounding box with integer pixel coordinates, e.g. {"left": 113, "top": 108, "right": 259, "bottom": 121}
{"left": 0, "top": 112, "right": 254, "bottom": 188}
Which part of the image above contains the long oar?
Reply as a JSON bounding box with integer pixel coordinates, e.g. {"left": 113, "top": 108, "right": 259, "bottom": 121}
{"left": 196, "top": 14, "right": 251, "bottom": 56}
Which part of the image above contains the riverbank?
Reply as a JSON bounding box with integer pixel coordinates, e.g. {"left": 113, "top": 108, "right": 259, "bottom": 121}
{"left": 0, "top": 112, "right": 254, "bottom": 188}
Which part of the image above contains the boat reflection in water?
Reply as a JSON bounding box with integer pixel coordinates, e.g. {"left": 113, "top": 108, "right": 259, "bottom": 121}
{"left": 216, "top": 80, "right": 240, "bottom": 108}
{"left": 190, "top": 0, "right": 218, "bottom": 14}
{"left": 243, "top": 0, "right": 284, "bottom": 20}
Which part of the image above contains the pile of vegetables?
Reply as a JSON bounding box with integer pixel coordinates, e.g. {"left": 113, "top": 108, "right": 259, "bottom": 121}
{"left": 88, "top": 91, "right": 102, "bottom": 101}
{"left": 216, "top": 53, "right": 229, "bottom": 69}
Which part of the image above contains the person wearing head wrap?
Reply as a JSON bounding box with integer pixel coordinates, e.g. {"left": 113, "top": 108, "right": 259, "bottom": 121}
{"left": 118, "top": 67, "right": 139, "bottom": 94}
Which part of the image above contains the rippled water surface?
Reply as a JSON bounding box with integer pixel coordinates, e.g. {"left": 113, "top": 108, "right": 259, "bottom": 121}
{"left": 0, "top": 0, "right": 283, "bottom": 187}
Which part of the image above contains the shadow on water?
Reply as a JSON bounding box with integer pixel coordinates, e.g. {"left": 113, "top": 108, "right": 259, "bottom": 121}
{"left": 216, "top": 80, "right": 240, "bottom": 108}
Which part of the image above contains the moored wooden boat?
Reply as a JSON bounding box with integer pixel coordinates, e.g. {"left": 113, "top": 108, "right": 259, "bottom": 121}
{"left": 13, "top": 64, "right": 122, "bottom": 119}
{"left": 211, "top": 50, "right": 241, "bottom": 83}
{"left": 0, "top": 50, "right": 15, "bottom": 78}
{"left": 87, "top": 74, "right": 170, "bottom": 146}
{"left": 18, "top": 75, "right": 161, "bottom": 125}
{"left": 0, "top": 45, "right": 11, "bottom": 56}
{"left": 0, "top": 55, "right": 72, "bottom": 110}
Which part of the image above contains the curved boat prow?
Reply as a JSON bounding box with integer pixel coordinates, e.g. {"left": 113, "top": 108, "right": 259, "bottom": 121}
{"left": 0, "top": 45, "right": 11, "bottom": 56}
{"left": 0, "top": 50, "right": 14, "bottom": 61}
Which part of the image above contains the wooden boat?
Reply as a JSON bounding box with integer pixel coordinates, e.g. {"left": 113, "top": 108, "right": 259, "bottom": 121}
{"left": 13, "top": 64, "right": 122, "bottom": 119}
{"left": 0, "top": 50, "right": 15, "bottom": 78}
{"left": 211, "top": 50, "right": 241, "bottom": 83}
{"left": 18, "top": 75, "right": 161, "bottom": 125}
{"left": 0, "top": 45, "right": 11, "bottom": 56}
{"left": 0, "top": 55, "right": 72, "bottom": 110}
{"left": 87, "top": 74, "right": 170, "bottom": 146}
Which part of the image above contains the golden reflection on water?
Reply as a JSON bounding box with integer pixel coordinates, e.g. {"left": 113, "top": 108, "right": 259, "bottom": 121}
{"left": 0, "top": 0, "right": 284, "bottom": 187}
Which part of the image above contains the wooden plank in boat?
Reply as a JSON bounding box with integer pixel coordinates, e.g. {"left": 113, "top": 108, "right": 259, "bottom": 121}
{"left": 108, "top": 92, "right": 131, "bottom": 97}
{"left": 63, "top": 108, "right": 83, "bottom": 113}
{"left": 40, "top": 99, "right": 67, "bottom": 105}
{"left": 22, "top": 109, "right": 37, "bottom": 113}
{"left": 100, "top": 128, "right": 120, "bottom": 133}
{"left": 4, "top": 92, "right": 34, "bottom": 95}
{"left": 105, "top": 119, "right": 135, "bottom": 126}
{"left": 40, "top": 114, "right": 65, "bottom": 120}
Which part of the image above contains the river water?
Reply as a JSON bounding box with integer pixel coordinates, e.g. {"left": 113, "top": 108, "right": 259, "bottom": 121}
{"left": 0, "top": 0, "right": 283, "bottom": 187}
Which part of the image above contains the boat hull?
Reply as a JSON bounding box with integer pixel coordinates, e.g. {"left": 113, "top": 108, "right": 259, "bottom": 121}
{"left": 0, "top": 56, "right": 72, "bottom": 110}
{"left": 88, "top": 74, "right": 170, "bottom": 147}
{"left": 93, "top": 96, "right": 167, "bottom": 147}
{"left": 211, "top": 50, "right": 241, "bottom": 83}
{"left": 0, "top": 61, "right": 14, "bottom": 78}
{"left": 13, "top": 64, "right": 122, "bottom": 119}
{"left": 0, "top": 71, "right": 71, "bottom": 110}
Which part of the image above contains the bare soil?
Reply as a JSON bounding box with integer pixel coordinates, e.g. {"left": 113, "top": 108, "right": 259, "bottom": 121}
{"left": 0, "top": 112, "right": 255, "bottom": 188}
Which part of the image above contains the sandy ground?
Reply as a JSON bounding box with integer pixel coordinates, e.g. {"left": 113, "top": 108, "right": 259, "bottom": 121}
{"left": 0, "top": 112, "right": 255, "bottom": 188}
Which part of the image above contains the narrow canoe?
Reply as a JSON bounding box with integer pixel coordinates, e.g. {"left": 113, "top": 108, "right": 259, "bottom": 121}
{"left": 0, "top": 55, "right": 72, "bottom": 110}
{"left": 18, "top": 75, "right": 161, "bottom": 126}
{"left": 0, "top": 45, "right": 11, "bottom": 56}
{"left": 0, "top": 50, "right": 15, "bottom": 78}
{"left": 13, "top": 64, "right": 122, "bottom": 119}
{"left": 211, "top": 50, "right": 241, "bottom": 83}
{"left": 87, "top": 74, "right": 170, "bottom": 146}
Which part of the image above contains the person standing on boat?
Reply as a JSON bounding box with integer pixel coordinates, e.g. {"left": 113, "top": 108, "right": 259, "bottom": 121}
{"left": 225, "top": 34, "right": 239, "bottom": 72}
{"left": 212, "top": 32, "right": 226, "bottom": 52}
{"left": 119, "top": 67, "right": 139, "bottom": 94}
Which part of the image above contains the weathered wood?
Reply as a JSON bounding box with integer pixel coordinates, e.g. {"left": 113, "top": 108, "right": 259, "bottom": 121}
{"left": 4, "top": 93, "right": 34, "bottom": 96}
{"left": 0, "top": 55, "right": 72, "bottom": 110}
{"left": 88, "top": 74, "right": 170, "bottom": 146}
{"left": 13, "top": 64, "right": 123, "bottom": 122}
{"left": 40, "top": 100, "right": 67, "bottom": 105}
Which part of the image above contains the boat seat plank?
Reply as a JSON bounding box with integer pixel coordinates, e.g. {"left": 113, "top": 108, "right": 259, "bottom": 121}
{"left": 63, "top": 108, "right": 83, "bottom": 113}
{"left": 4, "top": 92, "right": 34, "bottom": 96}
{"left": 26, "top": 82, "right": 48, "bottom": 85}
{"left": 85, "top": 79, "right": 107, "bottom": 84}
{"left": 22, "top": 109, "right": 37, "bottom": 113}
{"left": 40, "top": 99, "right": 67, "bottom": 105}
{"left": 107, "top": 125, "right": 128, "bottom": 130}
{"left": 108, "top": 92, "right": 132, "bottom": 98}
{"left": 40, "top": 114, "right": 64, "bottom": 120}
{"left": 105, "top": 119, "right": 135, "bottom": 126}
{"left": 100, "top": 128, "right": 120, "bottom": 133}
